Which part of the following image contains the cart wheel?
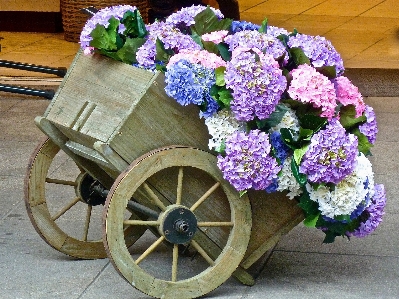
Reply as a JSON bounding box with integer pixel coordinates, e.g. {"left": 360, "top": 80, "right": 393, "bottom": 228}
{"left": 104, "top": 147, "right": 252, "bottom": 299}
{"left": 25, "top": 138, "right": 143, "bottom": 259}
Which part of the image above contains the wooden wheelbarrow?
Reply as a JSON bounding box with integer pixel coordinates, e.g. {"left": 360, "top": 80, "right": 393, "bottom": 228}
{"left": 25, "top": 50, "right": 304, "bottom": 298}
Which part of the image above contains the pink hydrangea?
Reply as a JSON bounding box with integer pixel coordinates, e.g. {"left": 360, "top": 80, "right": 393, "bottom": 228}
{"left": 334, "top": 76, "right": 365, "bottom": 117}
{"left": 201, "top": 30, "right": 229, "bottom": 44}
{"left": 167, "top": 49, "right": 227, "bottom": 69}
{"left": 288, "top": 64, "right": 337, "bottom": 120}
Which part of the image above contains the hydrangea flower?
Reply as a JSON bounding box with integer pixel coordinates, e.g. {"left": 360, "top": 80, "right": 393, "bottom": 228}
{"left": 266, "top": 26, "right": 290, "bottom": 37}
{"left": 224, "top": 30, "right": 288, "bottom": 61}
{"left": 349, "top": 183, "right": 386, "bottom": 238}
{"left": 334, "top": 76, "right": 365, "bottom": 117}
{"left": 300, "top": 118, "right": 358, "bottom": 184}
{"left": 204, "top": 109, "right": 245, "bottom": 151}
{"left": 287, "top": 33, "right": 345, "bottom": 75}
{"left": 276, "top": 157, "right": 303, "bottom": 199}
{"left": 270, "top": 131, "right": 291, "bottom": 164}
{"left": 165, "top": 59, "right": 215, "bottom": 106}
{"left": 80, "top": 5, "right": 137, "bottom": 49}
{"left": 359, "top": 105, "right": 378, "bottom": 144}
{"left": 201, "top": 30, "right": 229, "bottom": 44}
{"left": 217, "top": 130, "right": 281, "bottom": 191}
{"left": 225, "top": 47, "right": 287, "bottom": 121}
{"left": 231, "top": 20, "right": 260, "bottom": 33}
{"left": 167, "top": 49, "right": 226, "bottom": 69}
{"left": 165, "top": 5, "right": 223, "bottom": 27}
{"left": 200, "top": 95, "right": 220, "bottom": 119}
{"left": 306, "top": 153, "right": 375, "bottom": 218}
{"left": 288, "top": 64, "right": 337, "bottom": 120}
{"left": 136, "top": 21, "right": 201, "bottom": 67}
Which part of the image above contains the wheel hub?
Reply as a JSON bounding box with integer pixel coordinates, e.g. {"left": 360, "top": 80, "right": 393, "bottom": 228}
{"left": 159, "top": 205, "right": 197, "bottom": 244}
{"left": 75, "top": 173, "right": 107, "bottom": 206}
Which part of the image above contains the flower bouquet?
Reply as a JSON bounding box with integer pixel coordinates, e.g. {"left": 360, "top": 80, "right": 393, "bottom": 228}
{"left": 80, "top": 5, "right": 387, "bottom": 243}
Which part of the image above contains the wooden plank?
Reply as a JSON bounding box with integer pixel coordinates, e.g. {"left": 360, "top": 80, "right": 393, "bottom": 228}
{"left": 109, "top": 73, "right": 210, "bottom": 164}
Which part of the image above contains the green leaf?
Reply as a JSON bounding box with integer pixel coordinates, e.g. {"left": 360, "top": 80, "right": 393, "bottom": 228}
{"left": 322, "top": 231, "right": 338, "bottom": 243}
{"left": 217, "top": 43, "right": 231, "bottom": 61}
{"left": 256, "top": 103, "right": 290, "bottom": 130}
{"left": 303, "top": 212, "right": 320, "bottom": 228}
{"left": 89, "top": 24, "right": 118, "bottom": 51}
{"left": 192, "top": 6, "right": 232, "bottom": 35}
{"left": 116, "top": 37, "right": 146, "bottom": 64}
{"left": 334, "top": 214, "right": 351, "bottom": 222}
{"left": 239, "top": 190, "right": 247, "bottom": 197}
{"left": 218, "top": 88, "right": 233, "bottom": 108}
{"left": 299, "top": 114, "right": 327, "bottom": 131}
{"left": 122, "top": 9, "right": 148, "bottom": 38}
{"left": 294, "top": 144, "right": 309, "bottom": 165}
{"left": 258, "top": 18, "right": 268, "bottom": 33}
{"left": 316, "top": 65, "right": 337, "bottom": 79}
{"left": 298, "top": 128, "right": 314, "bottom": 141}
{"left": 155, "top": 38, "right": 174, "bottom": 63}
{"left": 289, "top": 47, "right": 311, "bottom": 66}
{"left": 352, "top": 127, "right": 373, "bottom": 155}
{"left": 190, "top": 29, "right": 204, "bottom": 48}
{"left": 215, "top": 66, "right": 226, "bottom": 86}
{"left": 339, "top": 105, "right": 367, "bottom": 130}
{"left": 298, "top": 191, "right": 319, "bottom": 216}
{"left": 291, "top": 157, "right": 307, "bottom": 186}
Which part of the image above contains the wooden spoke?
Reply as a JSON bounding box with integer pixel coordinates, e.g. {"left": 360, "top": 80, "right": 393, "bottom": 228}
{"left": 45, "top": 177, "right": 77, "bottom": 186}
{"left": 172, "top": 244, "right": 179, "bottom": 282}
{"left": 176, "top": 167, "right": 183, "bottom": 205}
{"left": 143, "top": 182, "right": 167, "bottom": 211}
{"left": 190, "top": 182, "right": 220, "bottom": 212}
{"left": 197, "top": 221, "right": 234, "bottom": 227}
{"left": 51, "top": 197, "right": 81, "bottom": 221}
{"left": 190, "top": 240, "right": 215, "bottom": 266}
{"left": 82, "top": 205, "right": 92, "bottom": 241}
{"left": 135, "top": 236, "right": 165, "bottom": 265}
{"left": 123, "top": 220, "right": 159, "bottom": 226}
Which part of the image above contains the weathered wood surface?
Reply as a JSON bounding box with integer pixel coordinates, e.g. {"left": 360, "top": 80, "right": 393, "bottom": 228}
{"left": 43, "top": 51, "right": 210, "bottom": 168}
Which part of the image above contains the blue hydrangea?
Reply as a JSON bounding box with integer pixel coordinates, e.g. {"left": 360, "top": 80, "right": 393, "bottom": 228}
{"left": 165, "top": 59, "right": 215, "bottom": 106}
{"left": 270, "top": 131, "right": 290, "bottom": 165}
{"left": 231, "top": 20, "right": 260, "bottom": 33}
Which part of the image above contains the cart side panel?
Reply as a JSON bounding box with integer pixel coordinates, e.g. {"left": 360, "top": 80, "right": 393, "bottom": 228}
{"left": 242, "top": 190, "right": 304, "bottom": 268}
{"left": 109, "top": 72, "right": 211, "bottom": 163}
{"left": 45, "top": 51, "right": 156, "bottom": 144}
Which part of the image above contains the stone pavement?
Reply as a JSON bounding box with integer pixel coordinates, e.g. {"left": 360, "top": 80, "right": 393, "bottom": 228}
{"left": 0, "top": 89, "right": 398, "bottom": 299}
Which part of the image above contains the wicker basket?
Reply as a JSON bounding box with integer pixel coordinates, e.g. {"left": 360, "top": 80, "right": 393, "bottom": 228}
{"left": 61, "top": 0, "right": 149, "bottom": 42}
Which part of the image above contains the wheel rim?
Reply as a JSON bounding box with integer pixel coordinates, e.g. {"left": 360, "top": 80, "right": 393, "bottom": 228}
{"left": 104, "top": 147, "right": 252, "bottom": 298}
{"left": 24, "top": 138, "right": 142, "bottom": 259}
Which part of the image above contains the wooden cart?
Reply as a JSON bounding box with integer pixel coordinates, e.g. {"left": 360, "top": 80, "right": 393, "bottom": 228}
{"left": 25, "top": 50, "right": 304, "bottom": 299}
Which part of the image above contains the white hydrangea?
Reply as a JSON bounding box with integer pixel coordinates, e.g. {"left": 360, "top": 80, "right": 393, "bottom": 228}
{"left": 277, "top": 157, "right": 303, "bottom": 199}
{"left": 269, "top": 106, "right": 300, "bottom": 138}
{"left": 204, "top": 109, "right": 245, "bottom": 151}
{"left": 307, "top": 153, "right": 375, "bottom": 218}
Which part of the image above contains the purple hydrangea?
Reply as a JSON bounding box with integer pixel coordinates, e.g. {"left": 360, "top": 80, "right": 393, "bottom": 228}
{"left": 287, "top": 33, "right": 345, "bottom": 75}
{"left": 165, "top": 5, "right": 224, "bottom": 27}
{"left": 136, "top": 21, "right": 201, "bottom": 67}
{"left": 217, "top": 130, "right": 281, "bottom": 191}
{"left": 300, "top": 118, "right": 358, "bottom": 184}
{"left": 349, "top": 184, "right": 386, "bottom": 238}
{"left": 80, "top": 5, "right": 137, "bottom": 49}
{"left": 359, "top": 105, "right": 378, "bottom": 144}
{"left": 165, "top": 59, "right": 215, "bottom": 106}
{"left": 224, "top": 30, "right": 288, "bottom": 61}
{"left": 224, "top": 48, "right": 287, "bottom": 121}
